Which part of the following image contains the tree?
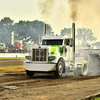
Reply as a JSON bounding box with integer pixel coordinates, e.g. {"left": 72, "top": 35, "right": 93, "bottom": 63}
{"left": 0, "top": 17, "right": 14, "bottom": 47}
{"left": 1, "top": 17, "right": 14, "bottom": 26}
{"left": 14, "top": 20, "right": 31, "bottom": 41}
{"left": 61, "top": 28, "right": 71, "bottom": 37}
{"left": 26, "top": 20, "right": 54, "bottom": 43}
{"left": 60, "top": 27, "right": 97, "bottom": 46}
{"left": 46, "top": 24, "right": 54, "bottom": 35}
{"left": 76, "top": 28, "right": 97, "bottom": 46}
{"left": 14, "top": 20, "right": 54, "bottom": 44}
{"left": 0, "top": 17, "right": 54, "bottom": 47}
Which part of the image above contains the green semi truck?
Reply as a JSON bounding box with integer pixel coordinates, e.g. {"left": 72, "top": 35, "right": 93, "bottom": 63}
{"left": 24, "top": 23, "right": 88, "bottom": 77}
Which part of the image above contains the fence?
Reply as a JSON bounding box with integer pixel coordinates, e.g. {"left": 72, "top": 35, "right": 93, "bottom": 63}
{"left": 0, "top": 53, "right": 29, "bottom": 57}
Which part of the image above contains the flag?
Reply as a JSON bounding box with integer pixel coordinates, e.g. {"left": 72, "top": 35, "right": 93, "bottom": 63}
{"left": 11, "top": 31, "right": 14, "bottom": 45}
{"left": 38, "top": 34, "right": 40, "bottom": 45}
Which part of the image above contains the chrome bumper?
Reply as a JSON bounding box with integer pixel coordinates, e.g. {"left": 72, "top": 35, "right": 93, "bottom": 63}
{"left": 24, "top": 60, "right": 56, "bottom": 71}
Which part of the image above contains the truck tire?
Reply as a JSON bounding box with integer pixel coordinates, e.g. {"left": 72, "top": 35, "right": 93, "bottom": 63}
{"left": 55, "top": 58, "right": 65, "bottom": 78}
{"left": 74, "top": 60, "right": 88, "bottom": 76}
{"left": 26, "top": 70, "right": 34, "bottom": 77}
{"left": 74, "top": 67, "right": 82, "bottom": 76}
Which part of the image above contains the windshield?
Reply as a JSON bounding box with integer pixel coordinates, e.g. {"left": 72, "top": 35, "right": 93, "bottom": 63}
{"left": 42, "top": 39, "right": 63, "bottom": 45}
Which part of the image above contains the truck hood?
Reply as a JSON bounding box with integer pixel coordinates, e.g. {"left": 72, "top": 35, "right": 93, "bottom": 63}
{"left": 48, "top": 45, "right": 62, "bottom": 56}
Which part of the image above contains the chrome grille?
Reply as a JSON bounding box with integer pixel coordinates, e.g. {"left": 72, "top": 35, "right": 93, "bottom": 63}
{"left": 32, "top": 48, "right": 47, "bottom": 61}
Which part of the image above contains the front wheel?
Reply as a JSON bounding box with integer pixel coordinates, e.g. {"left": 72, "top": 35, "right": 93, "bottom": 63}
{"left": 54, "top": 58, "right": 65, "bottom": 78}
{"left": 26, "top": 70, "right": 34, "bottom": 77}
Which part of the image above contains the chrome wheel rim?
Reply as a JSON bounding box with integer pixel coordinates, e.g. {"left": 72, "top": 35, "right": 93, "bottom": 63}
{"left": 58, "top": 64, "right": 63, "bottom": 75}
{"left": 83, "top": 64, "right": 87, "bottom": 74}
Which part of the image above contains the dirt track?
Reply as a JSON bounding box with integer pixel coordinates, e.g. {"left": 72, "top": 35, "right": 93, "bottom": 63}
{"left": 0, "top": 60, "right": 23, "bottom": 66}
{"left": 0, "top": 69, "right": 100, "bottom": 100}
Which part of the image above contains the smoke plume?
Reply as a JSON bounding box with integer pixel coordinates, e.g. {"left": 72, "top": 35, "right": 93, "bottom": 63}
{"left": 68, "top": 0, "right": 100, "bottom": 40}
{"left": 68, "top": 0, "right": 81, "bottom": 22}
{"left": 38, "top": 0, "right": 100, "bottom": 40}
{"left": 38, "top": 0, "right": 54, "bottom": 22}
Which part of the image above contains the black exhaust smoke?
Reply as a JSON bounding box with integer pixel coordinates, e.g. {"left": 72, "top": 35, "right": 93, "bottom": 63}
{"left": 72, "top": 23, "right": 75, "bottom": 64}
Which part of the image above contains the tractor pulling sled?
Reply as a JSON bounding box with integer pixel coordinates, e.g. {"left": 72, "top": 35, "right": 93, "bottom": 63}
{"left": 24, "top": 23, "right": 88, "bottom": 77}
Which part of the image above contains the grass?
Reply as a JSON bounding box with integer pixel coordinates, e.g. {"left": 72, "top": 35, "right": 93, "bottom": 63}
{"left": 0, "top": 57, "right": 25, "bottom": 60}
{"left": 95, "top": 97, "right": 100, "bottom": 100}
{"left": 0, "top": 65, "right": 23, "bottom": 69}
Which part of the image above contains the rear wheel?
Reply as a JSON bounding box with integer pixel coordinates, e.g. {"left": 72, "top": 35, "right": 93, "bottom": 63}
{"left": 74, "top": 60, "right": 88, "bottom": 76}
{"left": 26, "top": 70, "right": 34, "bottom": 77}
{"left": 55, "top": 58, "right": 65, "bottom": 78}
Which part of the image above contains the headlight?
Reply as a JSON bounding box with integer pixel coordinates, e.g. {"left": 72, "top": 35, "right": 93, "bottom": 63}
{"left": 25, "top": 56, "right": 31, "bottom": 60}
{"left": 48, "top": 56, "right": 56, "bottom": 60}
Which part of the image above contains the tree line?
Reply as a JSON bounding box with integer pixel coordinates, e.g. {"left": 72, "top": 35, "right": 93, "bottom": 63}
{"left": 0, "top": 17, "right": 54, "bottom": 47}
{"left": 0, "top": 17, "right": 97, "bottom": 48}
{"left": 61, "top": 28, "right": 97, "bottom": 46}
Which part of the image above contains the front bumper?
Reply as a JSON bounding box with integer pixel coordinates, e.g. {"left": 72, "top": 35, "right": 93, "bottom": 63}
{"left": 24, "top": 60, "right": 56, "bottom": 72}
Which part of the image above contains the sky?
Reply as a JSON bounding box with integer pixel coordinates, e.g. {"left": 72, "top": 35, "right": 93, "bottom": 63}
{"left": 0, "top": 0, "right": 100, "bottom": 42}
{"left": 0, "top": 0, "right": 41, "bottom": 22}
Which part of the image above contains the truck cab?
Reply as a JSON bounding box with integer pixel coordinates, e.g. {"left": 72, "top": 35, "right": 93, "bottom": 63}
{"left": 24, "top": 35, "right": 73, "bottom": 77}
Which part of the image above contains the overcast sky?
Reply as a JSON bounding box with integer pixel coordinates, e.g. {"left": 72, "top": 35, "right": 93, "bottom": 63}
{"left": 0, "top": 0, "right": 41, "bottom": 22}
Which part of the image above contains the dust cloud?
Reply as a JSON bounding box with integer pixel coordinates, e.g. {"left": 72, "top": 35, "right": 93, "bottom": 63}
{"left": 88, "top": 54, "right": 100, "bottom": 75}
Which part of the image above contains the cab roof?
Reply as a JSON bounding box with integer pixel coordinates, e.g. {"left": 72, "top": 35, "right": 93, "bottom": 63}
{"left": 42, "top": 35, "right": 69, "bottom": 40}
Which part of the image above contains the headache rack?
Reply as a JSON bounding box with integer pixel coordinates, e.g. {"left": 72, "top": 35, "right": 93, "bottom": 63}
{"left": 32, "top": 48, "right": 48, "bottom": 61}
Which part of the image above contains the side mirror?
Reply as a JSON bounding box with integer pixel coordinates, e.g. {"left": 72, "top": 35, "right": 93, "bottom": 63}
{"left": 69, "top": 39, "right": 73, "bottom": 47}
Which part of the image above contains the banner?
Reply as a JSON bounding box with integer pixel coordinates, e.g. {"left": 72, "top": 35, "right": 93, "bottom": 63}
{"left": 11, "top": 31, "right": 14, "bottom": 45}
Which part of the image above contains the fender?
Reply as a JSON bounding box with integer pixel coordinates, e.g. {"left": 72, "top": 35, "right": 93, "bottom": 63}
{"left": 56, "top": 57, "right": 66, "bottom": 73}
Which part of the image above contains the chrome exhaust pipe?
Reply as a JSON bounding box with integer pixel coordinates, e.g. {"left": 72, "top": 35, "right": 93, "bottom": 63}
{"left": 44, "top": 24, "right": 46, "bottom": 36}
{"left": 72, "top": 23, "right": 75, "bottom": 64}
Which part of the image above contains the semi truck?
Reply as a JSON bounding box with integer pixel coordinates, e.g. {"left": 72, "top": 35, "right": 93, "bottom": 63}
{"left": 24, "top": 23, "right": 88, "bottom": 77}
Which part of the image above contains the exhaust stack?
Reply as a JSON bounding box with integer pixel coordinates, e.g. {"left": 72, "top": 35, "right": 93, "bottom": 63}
{"left": 72, "top": 23, "right": 75, "bottom": 64}
{"left": 43, "top": 24, "right": 46, "bottom": 36}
